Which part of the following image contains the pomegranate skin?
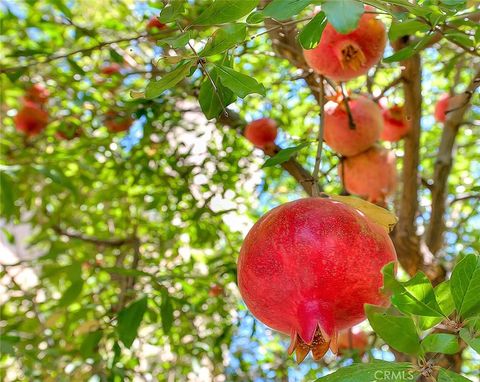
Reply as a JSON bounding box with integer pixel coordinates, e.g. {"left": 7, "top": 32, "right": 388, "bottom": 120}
{"left": 238, "top": 197, "right": 396, "bottom": 362}
{"left": 24, "top": 83, "right": 49, "bottom": 105}
{"left": 324, "top": 95, "right": 383, "bottom": 157}
{"left": 244, "top": 118, "right": 278, "bottom": 149}
{"left": 381, "top": 105, "right": 411, "bottom": 142}
{"left": 146, "top": 17, "right": 166, "bottom": 32}
{"left": 337, "top": 329, "right": 369, "bottom": 355}
{"left": 101, "top": 63, "right": 121, "bottom": 75}
{"left": 339, "top": 145, "right": 397, "bottom": 204}
{"left": 14, "top": 102, "right": 49, "bottom": 136}
{"left": 105, "top": 110, "right": 133, "bottom": 133}
{"left": 303, "top": 13, "right": 386, "bottom": 82}
{"left": 434, "top": 93, "right": 451, "bottom": 123}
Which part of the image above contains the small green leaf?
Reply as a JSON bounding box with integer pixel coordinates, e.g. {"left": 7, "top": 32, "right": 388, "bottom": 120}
{"left": 384, "top": 33, "right": 435, "bottom": 62}
{"left": 201, "top": 24, "right": 246, "bottom": 56}
{"left": 194, "top": 0, "right": 258, "bottom": 25}
{"left": 322, "top": 0, "right": 364, "bottom": 34}
{"left": 198, "top": 69, "right": 236, "bottom": 119}
{"left": 459, "top": 328, "right": 480, "bottom": 354}
{"left": 145, "top": 60, "right": 194, "bottom": 99}
{"left": 33, "top": 165, "right": 78, "bottom": 197}
{"left": 117, "top": 297, "right": 148, "bottom": 348}
{"left": 421, "top": 333, "right": 460, "bottom": 354}
{"left": 389, "top": 20, "right": 430, "bottom": 41}
{"left": 0, "top": 171, "right": 16, "bottom": 219}
{"left": 263, "top": 143, "right": 310, "bottom": 167}
{"left": 365, "top": 305, "right": 421, "bottom": 355}
{"left": 161, "top": 289, "right": 174, "bottom": 334}
{"left": 299, "top": 12, "right": 327, "bottom": 49}
{"left": 451, "top": 254, "right": 480, "bottom": 319}
{"left": 80, "top": 330, "right": 102, "bottom": 358}
{"left": 58, "top": 280, "right": 84, "bottom": 307}
{"left": 437, "top": 369, "right": 473, "bottom": 382}
{"left": 419, "top": 280, "right": 455, "bottom": 330}
{"left": 159, "top": 31, "right": 191, "bottom": 49}
{"left": 246, "top": 11, "right": 264, "bottom": 24}
{"left": 159, "top": 0, "right": 185, "bottom": 23}
{"left": 262, "top": 0, "right": 313, "bottom": 21}
{"left": 215, "top": 65, "right": 265, "bottom": 98}
{"left": 314, "top": 361, "right": 418, "bottom": 381}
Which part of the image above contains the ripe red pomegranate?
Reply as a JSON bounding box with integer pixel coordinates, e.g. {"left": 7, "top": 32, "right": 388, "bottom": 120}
{"left": 105, "top": 110, "right": 133, "bottom": 133}
{"left": 303, "top": 12, "right": 386, "bottom": 82}
{"left": 244, "top": 118, "right": 278, "bottom": 149}
{"left": 101, "top": 63, "right": 121, "bottom": 75}
{"left": 238, "top": 197, "right": 396, "bottom": 363}
{"left": 208, "top": 284, "right": 224, "bottom": 297}
{"left": 339, "top": 145, "right": 397, "bottom": 204}
{"left": 434, "top": 93, "right": 452, "bottom": 123}
{"left": 337, "top": 328, "right": 369, "bottom": 356}
{"left": 146, "top": 17, "right": 166, "bottom": 33}
{"left": 380, "top": 105, "right": 411, "bottom": 142}
{"left": 324, "top": 95, "right": 383, "bottom": 157}
{"left": 24, "top": 83, "right": 49, "bottom": 105}
{"left": 14, "top": 101, "right": 49, "bottom": 136}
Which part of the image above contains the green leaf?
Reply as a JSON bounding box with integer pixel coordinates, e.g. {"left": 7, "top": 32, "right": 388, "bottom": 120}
{"left": 419, "top": 280, "right": 455, "bottom": 330}
{"left": 365, "top": 305, "right": 421, "bottom": 355}
{"left": 451, "top": 254, "right": 480, "bottom": 318}
{"left": 0, "top": 171, "right": 16, "bottom": 219}
{"left": 438, "top": 369, "right": 473, "bottom": 382}
{"left": 389, "top": 20, "right": 430, "bottom": 41}
{"left": 58, "top": 280, "right": 84, "bottom": 307}
{"left": 200, "top": 24, "right": 247, "bottom": 56}
{"left": 459, "top": 328, "right": 480, "bottom": 354}
{"left": 159, "top": 31, "right": 191, "bottom": 49}
{"left": 215, "top": 65, "right": 265, "bottom": 98}
{"left": 194, "top": 0, "right": 258, "bottom": 25}
{"left": 299, "top": 11, "right": 327, "bottom": 49}
{"left": 246, "top": 11, "right": 264, "bottom": 24}
{"left": 0, "top": 339, "right": 15, "bottom": 355}
{"left": 161, "top": 289, "right": 174, "bottom": 334}
{"left": 314, "top": 361, "right": 418, "bottom": 381}
{"left": 384, "top": 33, "right": 435, "bottom": 62}
{"left": 80, "top": 330, "right": 102, "bottom": 358}
{"left": 159, "top": 0, "right": 185, "bottom": 23}
{"left": 262, "top": 0, "right": 313, "bottom": 21}
{"left": 33, "top": 165, "right": 78, "bottom": 197}
{"left": 145, "top": 60, "right": 194, "bottom": 99}
{"left": 421, "top": 333, "right": 460, "bottom": 354}
{"left": 198, "top": 69, "right": 236, "bottom": 119}
{"left": 263, "top": 143, "right": 310, "bottom": 167}
{"left": 322, "top": 0, "right": 364, "bottom": 34}
{"left": 116, "top": 297, "right": 148, "bottom": 348}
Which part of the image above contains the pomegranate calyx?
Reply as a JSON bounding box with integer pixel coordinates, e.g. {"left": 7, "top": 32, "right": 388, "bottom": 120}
{"left": 336, "top": 41, "right": 366, "bottom": 71}
{"left": 288, "top": 325, "right": 334, "bottom": 364}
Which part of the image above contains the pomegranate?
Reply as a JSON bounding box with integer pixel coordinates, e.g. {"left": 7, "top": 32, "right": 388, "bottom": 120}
{"left": 238, "top": 197, "right": 396, "bottom": 363}
{"left": 146, "top": 17, "right": 166, "bottom": 33}
{"left": 324, "top": 95, "right": 383, "bottom": 157}
{"left": 339, "top": 145, "right": 397, "bottom": 204}
{"left": 434, "top": 93, "right": 452, "bottom": 123}
{"left": 14, "top": 101, "right": 49, "bottom": 136}
{"left": 208, "top": 284, "right": 224, "bottom": 297}
{"left": 24, "top": 83, "right": 49, "bottom": 105}
{"left": 104, "top": 110, "right": 133, "bottom": 133}
{"left": 244, "top": 118, "right": 278, "bottom": 149}
{"left": 380, "top": 105, "right": 411, "bottom": 142}
{"left": 101, "top": 63, "right": 121, "bottom": 75}
{"left": 337, "top": 328, "right": 369, "bottom": 355}
{"left": 303, "top": 12, "right": 386, "bottom": 82}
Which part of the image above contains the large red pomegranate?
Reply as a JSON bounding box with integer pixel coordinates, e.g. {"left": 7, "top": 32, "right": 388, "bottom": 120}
{"left": 105, "top": 110, "right": 133, "bottom": 133}
{"left": 339, "top": 145, "right": 397, "bottom": 204}
{"left": 303, "top": 12, "right": 386, "bottom": 82}
{"left": 244, "top": 118, "right": 278, "bottom": 149}
{"left": 380, "top": 105, "right": 411, "bottom": 142}
{"left": 337, "top": 328, "right": 369, "bottom": 356}
{"left": 238, "top": 197, "right": 396, "bottom": 363}
{"left": 24, "top": 83, "right": 49, "bottom": 105}
{"left": 324, "top": 95, "right": 383, "bottom": 157}
{"left": 14, "top": 101, "right": 49, "bottom": 136}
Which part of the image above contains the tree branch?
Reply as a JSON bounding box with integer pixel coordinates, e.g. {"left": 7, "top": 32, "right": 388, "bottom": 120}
{"left": 53, "top": 225, "right": 135, "bottom": 246}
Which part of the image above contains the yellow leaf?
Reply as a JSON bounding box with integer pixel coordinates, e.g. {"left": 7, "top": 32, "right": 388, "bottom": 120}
{"left": 330, "top": 195, "right": 398, "bottom": 233}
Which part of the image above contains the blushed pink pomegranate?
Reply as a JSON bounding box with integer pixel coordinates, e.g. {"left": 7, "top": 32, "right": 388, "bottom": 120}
{"left": 381, "top": 105, "right": 411, "bottom": 142}
{"left": 339, "top": 145, "right": 397, "bottom": 204}
{"left": 14, "top": 101, "right": 49, "bottom": 136}
{"left": 324, "top": 95, "right": 383, "bottom": 157}
{"left": 303, "top": 12, "right": 386, "bottom": 82}
{"left": 238, "top": 197, "right": 396, "bottom": 363}
{"left": 434, "top": 93, "right": 451, "bottom": 123}
{"left": 244, "top": 118, "right": 278, "bottom": 149}
{"left": 337, "top": 328, "right": 369, "bottom": 355}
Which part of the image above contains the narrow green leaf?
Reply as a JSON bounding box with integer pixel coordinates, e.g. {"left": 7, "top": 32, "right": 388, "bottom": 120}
{"left": 263, "top": 143, "right": 310, "bottom": 167}
{"left": 421, "top": 333, "right": 460, "bottom": 354}
{"left": 215, "top": 65, "right": 265, "bottom": 98}
{"left": 200, "top": 24, "right": 246, "bottom": 56}
{"left": 80, "top": 330, "right": 102, "bottom": 358}
{"left": 299, "top": 12, "right": 327, "bottom": 49}
{"left": 389, "top": 20, "right": 430, "bottom": 41}
{"left": 145, "top": 60, "right": 194, "bottom": 99}
{"left": 198, "top": 69, "right": 236, "bottom": 119}
{"left": 194, "top": 0, "right": 258, "bottom": 25}
{"left": 384, "top": 33, "right": 435, "bottom": 62}
{"left": 246, "top": 11, "right": 264, "bottom": 24}
{"left": 438, "top": 369, "right": 473, "bottom": 382}
{"left": 33, "top": 165, "right": 78, "bottom": 197}
{"left": 419, "top": 280, "right": 455, "bottom": 330}
{"left": 459, "top": 328, "right": 480, "bottom": 354}
{"left": 314, "top": 361, "right": 418, "bottom": 382}
{"left": 322, "top": 0, "right": 364, "bottom": 34}
{"left": 161, "top": 289, "right": 174, "bottom": 334}
{"left": 159, "top": 1, "right": 185, "bottom": 23}
{"left": 58, "top": 280, "right": 84, "bottom": 307}
{"left": 0, "top": 171, "right": 16, "bottom": 219}
{"left": 262, "top": 0, "right": 313, "bottom": 21}
{"left": 365, "top": 305, "right": 421, "bottom": 355}
{"left": 117, "top": 297, "right": 148, "bottom": 348}
{"left": 159, "top": 31, "right": 191, "bottom": 49}
{"left": 451, "top": 254, "right": 480, "bottom": 319}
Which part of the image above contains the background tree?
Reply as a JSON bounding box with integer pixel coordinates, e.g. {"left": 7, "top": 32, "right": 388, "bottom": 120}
{"left": 0, "top": 0, "right": 479, "bottom": 381}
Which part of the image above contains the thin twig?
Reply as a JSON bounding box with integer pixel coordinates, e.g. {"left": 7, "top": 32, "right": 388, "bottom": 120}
{"left": 340, "top": 83, "right": 356, "bottom": 130}
{"left": 373, "top": 76, "right": 403, "bottom": 101}
{"left": 53, "top": 225, "right": 135, "bottom": 246}
{"left": 312, "top": 76, "right": 325, "bottom": 197}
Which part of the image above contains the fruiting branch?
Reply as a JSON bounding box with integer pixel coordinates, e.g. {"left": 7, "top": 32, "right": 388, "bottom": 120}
{"left": 53, "top": 225, "right": 136, "bottom": 246}
{"left": 373, "top": 76, "right": 402, "bottom": 101}
{"left": 340, "top": 83, "right": 356, "bottom": 130}
{"left": 312, "top": 76, "right": 326, "bottom": 197}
